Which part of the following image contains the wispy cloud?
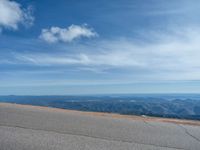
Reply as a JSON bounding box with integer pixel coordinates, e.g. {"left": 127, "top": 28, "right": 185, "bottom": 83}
{"left": 39, "top": 24, "right": 97, "bottom": 43}
{"left": 7, "top": 27, "right": 199, "bottom": 81}
{"left": 0, "top": 0, "right": 34, "bottom": 31}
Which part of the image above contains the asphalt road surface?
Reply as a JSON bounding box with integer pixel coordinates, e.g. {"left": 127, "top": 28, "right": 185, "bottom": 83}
{"left": 0, "top": 103, "right": 200, "bottom": 150}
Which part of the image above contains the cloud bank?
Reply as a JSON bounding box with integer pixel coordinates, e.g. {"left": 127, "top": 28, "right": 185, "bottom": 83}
{"left": 39, "top": 24, "right": 97, "bottom": 43}
{"left": 0, "top": 0, "right": 34, "bottom": 31}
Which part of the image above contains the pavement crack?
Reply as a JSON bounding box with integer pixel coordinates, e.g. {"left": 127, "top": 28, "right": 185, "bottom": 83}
{"left": 177, "top": 124, "right": 200, "bottom": 143}
{"left": 143, "top": 120, "right": 155, "bottom": 128}
{"left": 0, "top": 124, "right": 183, "bottom": 150}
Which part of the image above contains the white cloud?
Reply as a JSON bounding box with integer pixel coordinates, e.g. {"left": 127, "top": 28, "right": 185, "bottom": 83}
{"left": 5, "top": 27, "right": 200, "bottom": 81}
{"left": 39, "top": 24, "right": 97, "bottom": 43}
{"left": 0, "top": 0, "right": 34, "bottom": 31}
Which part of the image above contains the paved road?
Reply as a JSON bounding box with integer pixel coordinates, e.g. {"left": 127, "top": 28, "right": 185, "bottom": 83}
{"left": 0, "top": 103, "right": 200, "bottom": 150}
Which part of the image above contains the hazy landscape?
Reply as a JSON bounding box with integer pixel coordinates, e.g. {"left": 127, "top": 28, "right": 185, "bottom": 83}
{"left": 1, "top": 0, "right": 200, "bottom": 149}
{"left": 1, "top": 94, "right": 200, "bottom": 120}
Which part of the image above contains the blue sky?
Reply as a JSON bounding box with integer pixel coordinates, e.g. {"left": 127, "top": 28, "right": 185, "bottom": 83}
{"left": 0, "top": 0, "right": 200, "bottom": 95}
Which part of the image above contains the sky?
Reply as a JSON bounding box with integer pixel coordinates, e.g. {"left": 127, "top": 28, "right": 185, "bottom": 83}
{"left": 1, "top": 0, "right": 200, "bottom": 95}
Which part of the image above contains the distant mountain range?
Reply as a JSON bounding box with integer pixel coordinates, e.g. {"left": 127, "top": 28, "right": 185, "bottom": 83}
{"left": 0, "top": 94, "right": 200, "bottom": 120}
